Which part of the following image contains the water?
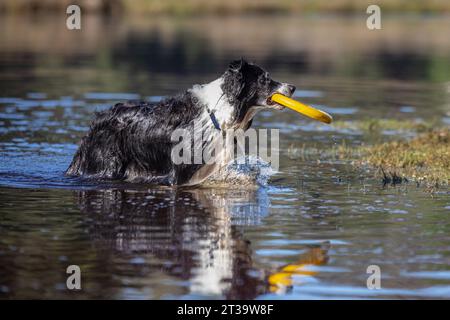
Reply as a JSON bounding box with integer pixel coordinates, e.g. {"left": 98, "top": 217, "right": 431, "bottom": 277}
{"left": 1, "top": 14, "right": 450, "bottom": 299}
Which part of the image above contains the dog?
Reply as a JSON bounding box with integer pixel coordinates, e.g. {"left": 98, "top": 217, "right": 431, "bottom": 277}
{"left": 66, "top": 58, "right": 295, "bottom": 186}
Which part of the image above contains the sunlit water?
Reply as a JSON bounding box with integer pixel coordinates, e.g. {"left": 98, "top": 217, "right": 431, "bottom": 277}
{"left": 0, "top": 14, "right": 450, "bottom": 299}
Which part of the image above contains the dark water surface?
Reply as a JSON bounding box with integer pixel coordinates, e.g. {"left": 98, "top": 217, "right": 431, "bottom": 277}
{"left": 0, "top": 14, "right": 450, "bottom": 299}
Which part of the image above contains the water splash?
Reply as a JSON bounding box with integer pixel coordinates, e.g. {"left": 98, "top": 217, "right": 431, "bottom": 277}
{"left": 206, "top": 156, "right": 276, "bottom": 187}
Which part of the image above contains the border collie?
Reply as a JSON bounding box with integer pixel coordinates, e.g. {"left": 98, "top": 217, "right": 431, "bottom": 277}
{"left": 66, "top": 59, "right": 295, "bottom": 186}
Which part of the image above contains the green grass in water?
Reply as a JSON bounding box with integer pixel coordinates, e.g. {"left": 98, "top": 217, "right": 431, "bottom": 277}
{"left": 359, "top": 129, "right": 450, "bottom": 186}
{"left": 288, "top": 125, "right": 449, "bottom": 186}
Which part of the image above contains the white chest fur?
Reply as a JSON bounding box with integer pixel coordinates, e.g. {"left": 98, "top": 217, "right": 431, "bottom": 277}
{"left": 190, "top": 78, "right": 235, "bottom": 128}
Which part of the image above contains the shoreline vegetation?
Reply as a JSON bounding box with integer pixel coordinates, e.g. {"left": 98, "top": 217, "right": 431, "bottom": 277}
{"left": 357, "top": 129, "right": 450, "bottom": 187}
{"left": 337, "top": 126, "right": 450, "bottom": 187}
{"left": 2, "top": 0, "right": 450, "bottom": 15}
{"left": 289, "top": 122, "right": 450, "bottom": 187}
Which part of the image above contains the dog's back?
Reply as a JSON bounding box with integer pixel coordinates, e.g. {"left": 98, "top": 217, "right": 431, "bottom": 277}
{"left": 66, "top": 93, "right": 203, "bottom": 185}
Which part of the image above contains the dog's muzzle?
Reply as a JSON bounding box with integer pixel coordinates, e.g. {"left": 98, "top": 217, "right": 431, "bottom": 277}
{"left": 267, "top": 83, "right": 296, "bottom": 110}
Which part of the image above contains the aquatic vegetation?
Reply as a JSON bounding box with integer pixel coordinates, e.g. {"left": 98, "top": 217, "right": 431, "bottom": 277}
{"left": 287, "top": 128, "right": 450, "bottom": 186}
{"left": 332, "top": 118, "right": 438, "bottom": 134}
{"left": 320, "top": 119, "right": 449, "bottom": 186}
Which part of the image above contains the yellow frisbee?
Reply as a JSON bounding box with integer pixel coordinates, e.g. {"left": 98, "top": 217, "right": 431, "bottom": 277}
{"left": 271, "top": 93, "right": 333, "bottom": 124}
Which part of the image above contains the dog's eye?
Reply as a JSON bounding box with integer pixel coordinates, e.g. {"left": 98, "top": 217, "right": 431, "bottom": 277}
{"left": 259, "top": 75, "right": 269, "bottom": 85}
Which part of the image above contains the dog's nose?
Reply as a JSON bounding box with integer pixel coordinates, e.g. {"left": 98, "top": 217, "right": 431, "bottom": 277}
{"left": 287, "top": 84, "right": 296, "bottom": 95}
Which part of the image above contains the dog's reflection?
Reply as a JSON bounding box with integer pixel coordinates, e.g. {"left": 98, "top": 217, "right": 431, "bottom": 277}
{"left": 76, "top": 187, "right": 328, "bottom": 299}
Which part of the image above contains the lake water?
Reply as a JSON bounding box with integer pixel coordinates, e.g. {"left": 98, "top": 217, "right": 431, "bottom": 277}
{"left": 0, "top": 14, "right": 450, "bottom": 299}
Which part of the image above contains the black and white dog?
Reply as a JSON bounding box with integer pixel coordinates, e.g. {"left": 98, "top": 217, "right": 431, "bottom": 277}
{"left": 66, "top": 59, "right": 295, "bottom": 186}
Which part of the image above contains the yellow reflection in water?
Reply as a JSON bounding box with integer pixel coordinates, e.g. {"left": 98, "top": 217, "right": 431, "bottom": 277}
{"left": 268, "top": 244, "right": 329, "bottom": 293}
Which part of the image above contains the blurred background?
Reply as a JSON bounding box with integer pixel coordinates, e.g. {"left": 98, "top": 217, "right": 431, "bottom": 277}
{"left": 1, "top": 0, "right": 450, "bottom": 97}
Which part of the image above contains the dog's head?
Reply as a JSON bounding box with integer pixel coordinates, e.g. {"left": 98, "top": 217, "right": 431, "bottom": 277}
{"left": 221, "top": 58, "right": 296, "bottom": 127}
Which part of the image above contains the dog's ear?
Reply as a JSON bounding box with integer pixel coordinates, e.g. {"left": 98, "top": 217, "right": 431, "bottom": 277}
{"left": 228, "top": 58, "right": 247, "bottom": 73}
{"left": 223, "top": 58, "right": 247, "bottom": 105}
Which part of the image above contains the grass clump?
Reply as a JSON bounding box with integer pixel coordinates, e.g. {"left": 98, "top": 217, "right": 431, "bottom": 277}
{"left": 288, "top": 128, "right": 450, "bottom": 186}
{"left": 358, "top": 129, "right": 450, "bottom": 186}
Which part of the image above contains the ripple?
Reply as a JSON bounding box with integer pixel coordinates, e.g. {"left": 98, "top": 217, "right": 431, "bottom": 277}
{"left": 84, "top": 92, "right": 141, "bottom": 100}
{"left": 401, "top": 271, "right": 450, "bottom": 280}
